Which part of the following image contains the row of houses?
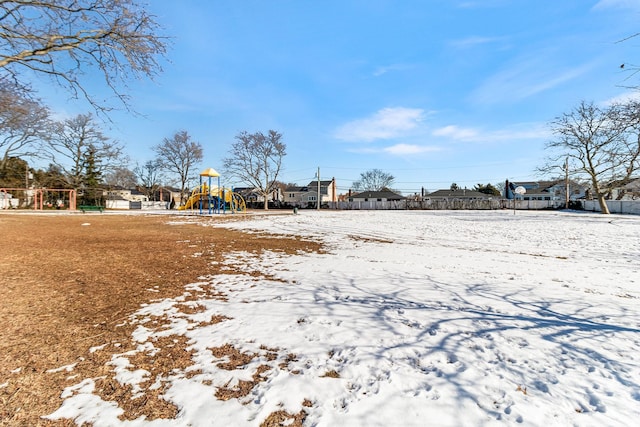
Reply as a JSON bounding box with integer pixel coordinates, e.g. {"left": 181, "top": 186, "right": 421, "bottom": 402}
{"left": 99, "top": 177, "right": 640, "bottom": 209}
{"left": 234, "top": 179, "right": 339, "bottom": 208}
{"left": 4, "top": 174, "right": 638, "bottom": 211}
{"left": 505, "top": 179, "right": 640, "bottom": 202}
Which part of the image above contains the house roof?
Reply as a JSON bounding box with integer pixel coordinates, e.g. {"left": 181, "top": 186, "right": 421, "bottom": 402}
{"left": 511, "top": 180, "right": 587, "bottom": 195}
{"left": 511, "top": 181, "right": 557, "bottom": 191}
{"left": 306, "top": 180, "right": 333, "bottom": 187}
{"left": 606, "top": 177, "right": 640, "bottom": 190}
{"left": 428, "top": 189, "right": 492, "bottom": 199}
{"left": 621, "top": 178, "right": 640, "bottom": 190}
{"left": 284, "top": 185, "right": 308, "bottom": 192}
{"left": 284, "top": 180, "right": 334, "bottom": 193}
{"left": 158, "top": 186, "right": 181, "bottom": 193}
{"left": 350, "top": 190, "right": 405, "bottom": 200}
{"left": 233, "top": 187, "right": 263, "bottom": 195}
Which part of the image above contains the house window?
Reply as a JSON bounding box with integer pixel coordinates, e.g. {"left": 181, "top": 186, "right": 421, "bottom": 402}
{"left": 288, "top": 193, "right": 295, "bottom": 198}
{"left": 308, "top": 196, "right": 317, "bottom": 201}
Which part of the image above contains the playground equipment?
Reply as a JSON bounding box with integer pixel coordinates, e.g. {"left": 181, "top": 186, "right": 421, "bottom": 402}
{"left": 0, "top": 188, "right": 77, "bottom": 210}
{"left": 178, "top": 168, "right": 246, "bottom": 214}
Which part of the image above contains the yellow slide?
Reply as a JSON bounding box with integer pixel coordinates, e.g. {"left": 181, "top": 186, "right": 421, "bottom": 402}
{"left": 178, "top": 192, "right": 208, "bottom": 210}
{"left": 178, "top": 185, "right": 246, "bottom": 212}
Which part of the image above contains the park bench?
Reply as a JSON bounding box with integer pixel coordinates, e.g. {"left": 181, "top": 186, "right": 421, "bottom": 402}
{"left": 79, "top": 205, "right": 104, "bottom": 213}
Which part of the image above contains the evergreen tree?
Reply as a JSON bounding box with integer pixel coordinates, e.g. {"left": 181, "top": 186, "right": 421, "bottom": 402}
{"left": 474, "top": 183, "right": 501, "bottom": 196}
{"left": 82, "top": 146, "right": 104, "bottom": 205}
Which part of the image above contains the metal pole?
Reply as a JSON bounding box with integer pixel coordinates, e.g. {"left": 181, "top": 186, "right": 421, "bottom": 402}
{"left": 317, "top": 167, "right": 321, "bottom": 210}
{"left": 565, "top": 157, "right": 569, "bottom": 209}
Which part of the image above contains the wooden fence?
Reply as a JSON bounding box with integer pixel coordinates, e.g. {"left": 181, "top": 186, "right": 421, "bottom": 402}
{"left": 330, "top": 199, "right": 563, "bottom": 211}
{"left": 582, "top": 200, "right": 640, "bottom": 215}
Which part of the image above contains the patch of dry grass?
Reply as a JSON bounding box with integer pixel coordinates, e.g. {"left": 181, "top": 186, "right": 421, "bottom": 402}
{"left": 0, "top": 212, "right": 321, "bottom": 426}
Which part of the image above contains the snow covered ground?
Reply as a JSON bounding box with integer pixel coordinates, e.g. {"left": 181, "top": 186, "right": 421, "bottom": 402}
{"left": 47, "top": 210, "right": 640, "bottom": 426}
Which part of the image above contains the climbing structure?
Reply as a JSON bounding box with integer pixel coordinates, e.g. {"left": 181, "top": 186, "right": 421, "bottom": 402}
{"left": 178, "top": 168, "right": 246, "bottom": 214}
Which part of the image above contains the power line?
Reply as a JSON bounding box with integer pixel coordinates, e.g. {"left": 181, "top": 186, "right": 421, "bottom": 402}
{"left": 315, "top": 160, "right": 527, "bottom": 172}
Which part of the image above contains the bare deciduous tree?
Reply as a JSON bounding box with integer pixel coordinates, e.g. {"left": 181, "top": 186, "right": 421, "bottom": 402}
{"left": 0, "top": 80, "right": 51, "bottom": 170}
{"left": 133, "top": 159, "right": 164, "bottom": 200}
{"left": 0, "top": 0, "right": 167, "bottom": 112}
{"left": 543, "top": 100, "right": 640, "bottom": 214}
{"left": 352, "top": 169, "right": 395, "bottom": 192}
{"left": 49, "top": 113, "right": 124, "bottom": 189}
{"left": 103, "top": 166, "right": 137, "bottom": 188}
{"left": 154, "top": 130, "right": 203, "bottom": 204}
{"left": 223, "top": 130, "right": 286, "bottom": 210}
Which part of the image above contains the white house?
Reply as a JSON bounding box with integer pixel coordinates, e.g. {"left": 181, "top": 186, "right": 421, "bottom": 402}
{"left": 285, "top": 178, "right": 337, "bottom": 207}
{"left": 505, "top": 180, "right": 587, "bottom": 201}
{"left": 610, "top": 178, "right": 640, "bottom": 200}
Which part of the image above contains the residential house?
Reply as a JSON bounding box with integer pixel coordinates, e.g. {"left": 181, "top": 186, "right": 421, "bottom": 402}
{"left": 157, "top": 187, "right": 182, "bottom": 206}
{"left": 504, "top": 180, "right": 587, "bottom": 201}
{"left": 102, "top": 186, "right": 181, "bottom": 209}
{"left": 104, "top": 187, "right": 148, "bottom": 202}
{"left": 426, "top": 189, "right": 493, "bottom": 200}
{"left": 609, "top": 178, "right": 640, "bottom": 200}
{"left": 285, "top": 178, "right": 337, "bottom": 207}
{"left": 348, "top": 189, "right": 405, "bottom": 202}
{"left": 234, "top": 186, "right": 284, "bottom": 208}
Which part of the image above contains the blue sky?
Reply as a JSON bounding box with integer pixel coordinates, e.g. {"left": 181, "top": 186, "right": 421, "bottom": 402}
{"left": 35, "top": 0, "right": 640, "bottom": 194}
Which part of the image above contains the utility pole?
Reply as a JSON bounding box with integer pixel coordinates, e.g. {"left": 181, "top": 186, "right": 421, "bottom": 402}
{"left": 564, "top": 157, "right": 569, "bottom": 209}
{"left": 317, "top": 167, "right": 321, "bottom": 210}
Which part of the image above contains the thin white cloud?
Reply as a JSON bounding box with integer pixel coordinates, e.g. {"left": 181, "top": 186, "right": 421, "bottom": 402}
{"left": 602, "top": 91, "right": 640, "bottom": 106}
{"left": 592, "top": 0, "right": 640, "bottom": 11}
{"left": 373, "top": 64, "right": 412, "bottom": 77}
{"left": 334, "top": 107, "right": 425, "bottom": 142}
{"left": 471, "top": 57, "right": 594, "bottom": 105}
{"left": 449, "top": 36, "right": 504, "bottom": 49}
{"left": 348, "top": 143, "right": 441, "bottom": 156}
{"left": 433, "top": 123, "right": 549, "bottom": 143}
{"left": 488, "top": 126, "right": 551, "bottom": 141}
{"left": 521, "top": 67, "right": 591, "bottom": 98}
{"left": 432, "top": 125, "right": 479, "bottom": 141}
{"left": 457, "top": 0, "right": 509, "bottom": 9}
{"left": 383, "top": 144, "right": 441, "bottom": 155}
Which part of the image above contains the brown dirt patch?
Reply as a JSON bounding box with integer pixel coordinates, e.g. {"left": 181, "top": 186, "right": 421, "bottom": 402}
{"left": 0, "top": 212, "right": 321, "bottom": 426}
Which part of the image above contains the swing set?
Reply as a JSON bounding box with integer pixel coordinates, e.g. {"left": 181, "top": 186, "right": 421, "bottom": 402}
{"left": 0, "top": 188, "right": 77, "bottom": 210}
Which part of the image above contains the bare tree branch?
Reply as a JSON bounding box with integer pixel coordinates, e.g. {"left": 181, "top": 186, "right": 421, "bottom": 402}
{"left": 0, "top": 78, "right": 51, "bottom": 170}
{"left": 0, "top": 0, "right": 168, "bottom": 113}
{"left": 48, "top": 112, "right": 124, "bottom": 189}
{"left": 542, "top": 100, "right": 640, "bottom": 214}
{"left": 223, "top": 130, "right": 286, "bottom": 210}
{"left": 153, "top": 130, "right": 203, "bottom": 204}
{"left": 352, "top": 168, "right": 395, "bottom": 192}
{"left": 133, "top": 159, "right": 163, "bottom": 200}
